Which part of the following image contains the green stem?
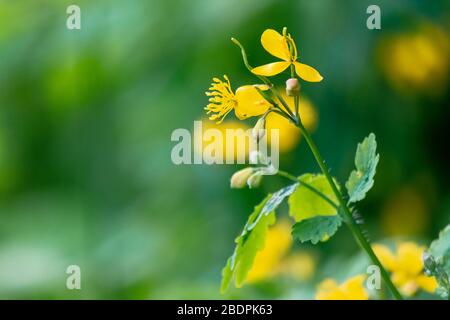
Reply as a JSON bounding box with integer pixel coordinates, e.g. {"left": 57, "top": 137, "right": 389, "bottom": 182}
{"left": 295, "top": 119, "right": 403, "bottom": 300}
{"left": 289, "top": 64, "right": 300, "bottom": 118}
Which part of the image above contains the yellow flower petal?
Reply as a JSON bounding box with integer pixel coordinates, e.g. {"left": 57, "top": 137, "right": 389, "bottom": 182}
{"left": 396, "top": 242, "right": 424, "bottom": 275}
{"left": 317, "top": 278, "right": 339, "bottom": 292}
{"left": 316, "top": 279, "right": 340, "bottom": 300}
{"left": 373, "top": 244, "right": 397, "bottom": 270}
{"left": 195, "top": 120, "right": 250, "bottom": 162}
{"left": 252, "top": 61, "right": 290, "bottom": 76}
{"left": 279, "top": 252, "right": 315, "bottom": 281}
{"left": 398, "top": 279, "right": 419, "bottom": 296}
{"left": 260, "top": 29, "right": 291, "bottom": 61}
{"left": 245, "top": 220, "right": 292, "bottom": 283}
{"left": 374, "top": 241, "right": 438, "bottom": 296}
{"left": 234, "top": 85, "right": 271, "bottom": 120}
{"left": 294, "top": 62, "right": 323, "bottom": 82}
{"left": 316, "top": 275, "right": 368, "bottom": 300}
{"left": 341, "top": 275, "right": 369, "bottom": 300}
{"left": 415, "top": 274, "right": 438, "bottom": 293}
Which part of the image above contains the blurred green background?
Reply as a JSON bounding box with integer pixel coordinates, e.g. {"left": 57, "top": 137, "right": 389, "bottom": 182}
{"left": 0, "top": 0, "right": 448, "bottom": 299}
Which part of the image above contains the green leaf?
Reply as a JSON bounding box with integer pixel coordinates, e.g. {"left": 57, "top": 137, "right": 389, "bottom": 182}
{"left": 424, "top": 224, "right": 450, "bottom": 299}
{"left": 292, "top": 215, "right": 342, "bottom": 244}
{"left": 220, "top": 184, "right": 297, "bottom": 293}
{"left": 429, "top": 224, "right": 450, "bottom": 271}
{"left": 345, "top": 133, "right": 379, "bottom": 203}
{"left": 288, "top": 174, "right": 338, "bottom": 222}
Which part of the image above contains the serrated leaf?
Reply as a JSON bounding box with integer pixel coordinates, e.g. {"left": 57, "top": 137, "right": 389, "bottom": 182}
{"left": 221, "top": 184, "right": 297, "bottom": 292}
{"left": 292, "top": 215, "right": 342, "bottom": 244}
{"left": 288, "top": 174, "right": 339, "bottom": 222}
{"left": 246, "top": 183, "right": 298, "bottom": 231}
{"left": 429, "top": 224, "right": 450, "bottom": 271}
{"left": 425, "top": 224, "right": 450, "bottom": 298}
{"left": 220, "top": 184, "right": 297, "bottom": 293}
{"left": 346, "top": 133, "right": 379, "bottom": 203}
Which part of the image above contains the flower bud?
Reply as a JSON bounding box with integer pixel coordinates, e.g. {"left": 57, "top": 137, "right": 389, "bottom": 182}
{"left": 247, "top": 173, "right": 263, "bottom": 189}
{"left": 230, "top": 168, "right": 254, "bottom": 189}
{"left": 249, "top": 151, "right": 259, "bottom": 164}
{"left": 286, "top": 78, "right": 300, "bottom": 96}
{"left": 249, "top": 150, "right": 269, "bottom": 166}
{"left": 252, "top": 117, "right": 266, "bottom": 141}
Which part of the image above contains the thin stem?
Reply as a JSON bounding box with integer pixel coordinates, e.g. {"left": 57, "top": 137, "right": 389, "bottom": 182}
{"left": 295, "top": 119, "right": 403, "bottom": 300}
{"left": 254, "top": 88, "right": 295, "bottom": 123}
{"left": 291, "top": 66, "right": 300, "bottom": 118}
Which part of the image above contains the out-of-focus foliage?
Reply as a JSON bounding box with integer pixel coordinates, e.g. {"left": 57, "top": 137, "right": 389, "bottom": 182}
{"left": 0, "top": 0, "right": 448, "bottom": 299}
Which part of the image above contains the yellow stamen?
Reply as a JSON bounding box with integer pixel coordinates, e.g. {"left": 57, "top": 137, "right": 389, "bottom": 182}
{"left": 204, "top": 75, "right": 237, "bottom": 123}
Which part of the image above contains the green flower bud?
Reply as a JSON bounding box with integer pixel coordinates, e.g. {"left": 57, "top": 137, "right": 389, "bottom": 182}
{"left": 230, "top": 168, "right": 254, "bottom": 189}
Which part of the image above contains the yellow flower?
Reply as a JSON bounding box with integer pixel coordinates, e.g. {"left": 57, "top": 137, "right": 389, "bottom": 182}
{"left": 373, "top": 242, "right": 438, "bottom": 296}
{"left": 205, "top": 76, "right": 271, "bottom": 123}
{"left": 194, "top": 119, "right": 250, "bottom": 162}
{"left": 279, "top": 252, "right": 316, "bottom": 281}
{"left": 315, "top": 275, "right": 369, "bottom": 300}
{"left": 378, "top": 23, "right": 449, "bottom": 95}
{"left": 251, "top": 29, "right": 323, "bottom": 82}
{"left": 245, "top": 220, "right": 292, "bottom": 283}
{"left": 265, "top": 91, "right": 317, "bottom": 152}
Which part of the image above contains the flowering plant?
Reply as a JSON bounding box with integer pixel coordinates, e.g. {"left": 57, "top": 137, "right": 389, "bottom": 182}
{"left": 204, "top": 28, "right": 447, "bottom": 300}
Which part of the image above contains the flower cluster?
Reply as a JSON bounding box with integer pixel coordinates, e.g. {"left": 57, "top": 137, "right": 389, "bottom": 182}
{"left": 205, "top": 28, "right": 322, "bottom": 125}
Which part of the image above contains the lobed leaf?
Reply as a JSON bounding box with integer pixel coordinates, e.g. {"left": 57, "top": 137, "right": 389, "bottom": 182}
{"left": 425, "top": 224, "right": 450, "bottom": 298}
{"left": 221, "top": 184, "right": 298, "bottom": 293}
{"left": 292, "top": 215, "right": 342, "bottom": 244}
{"left": 288, "top": 174, "right": 338, "bottom": 222}
{"left": 429, "top": 224, "right": 450, "bottom": 271}
{"left": 345, "top": 133, "right": 379, "bottom": 203}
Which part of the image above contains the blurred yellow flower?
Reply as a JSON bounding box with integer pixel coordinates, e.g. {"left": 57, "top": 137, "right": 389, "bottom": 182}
{"left": 378, "top": 23, "right": 449, "bottom": 95}
{"left": 205, "top": 76, "right": 271, "bottom": 123}
{"left": 373, "top": 242, "right": 438, "bottom": 296}
{"left": 315, "top": 275, "right": 368, "bottom": 300}
{"left": 246, "top": 220, "right": 292, "bottom": 283}
{"left": 381, "top": 187, "right": 428, "bottom": 237}
{"left": 194, "top": 120, "right": 250, "bottom": 162}
{"left": 278, "top": 252, "right": 316, "bottom": 281}
{"left": 252, "top": 29, "right": 323, "bottom": 82}
{"left": 266, "top": 91, "right": 317, "bottom": 152}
